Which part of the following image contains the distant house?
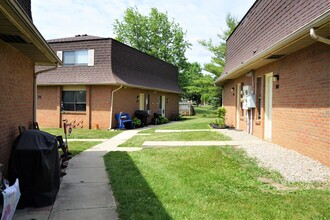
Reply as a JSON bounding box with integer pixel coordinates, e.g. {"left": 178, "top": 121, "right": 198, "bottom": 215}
{"left": 0, "top": 0, "right": 60, "bottom": 174}
{"left": 36, "top": 35, "right": 181, "bottom": 129}
{"left": 215, "top": 0, "right": 330, "bottom": 166}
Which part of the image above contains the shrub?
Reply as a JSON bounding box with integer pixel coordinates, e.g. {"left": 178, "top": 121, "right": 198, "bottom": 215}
{"left": 133, "top": 117, "right": 142, "bottom": 127}
{"left": 159, "top": 116, "right": 169, "bottom": 124}
{"left": 216, "top": 107, "right": 227, "bottom": 127}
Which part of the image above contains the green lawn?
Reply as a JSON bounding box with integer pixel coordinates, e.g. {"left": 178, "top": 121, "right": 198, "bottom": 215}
{"left": 41, "top": 128, "right": 111, "bottom": 157}
{"left": 105, "top": 147, "right": 330, "bottom": 219}
{"left": 67, "top": 141, "right": 102, "bottom": 156}
{"left": 41, "top": 128, "right": 121, "bottom": 139}
{"left": 119, "top": 131, "right": 231, "bottom": 147}
{"left": 194, "top": 105, "right": 218, "bottom": 118}
{"left": 145, "top": 117, "right": 215, "bottom": 131}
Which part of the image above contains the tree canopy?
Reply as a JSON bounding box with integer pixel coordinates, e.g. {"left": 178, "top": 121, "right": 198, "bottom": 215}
{"left": 198, "top": 14, "right": 238, "bottom": 78}
{"left": 113, "top": 7, "right": 191, "bottom": 72}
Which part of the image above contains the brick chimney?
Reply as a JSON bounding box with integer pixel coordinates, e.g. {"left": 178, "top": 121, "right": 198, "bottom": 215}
{"left": 17, "top": 0, "right": 32, "bottom": 20}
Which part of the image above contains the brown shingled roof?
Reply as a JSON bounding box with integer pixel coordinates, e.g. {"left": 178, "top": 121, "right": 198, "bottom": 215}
{"left": 47, "top": 35, "right": 105, "bottom": 43}
{"left": 216, "top": 0, "right": 330, "bottom": 84}
{"left": 37, "top": 35, "right": 182, "bottom": 93}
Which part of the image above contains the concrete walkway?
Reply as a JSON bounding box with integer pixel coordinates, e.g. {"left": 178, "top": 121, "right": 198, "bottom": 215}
{"left": 12, "top": 125, "right": 329, "bottom": 219}
{"left": 13, "top": 129, "right": 141, "bottom": 220}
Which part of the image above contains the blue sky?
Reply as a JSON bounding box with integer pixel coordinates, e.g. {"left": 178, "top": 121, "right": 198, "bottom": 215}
{"left": 32, "top": 0, "right": 255, "bottom": 66}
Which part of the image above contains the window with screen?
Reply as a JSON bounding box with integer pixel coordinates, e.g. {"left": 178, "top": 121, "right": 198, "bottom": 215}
{"left": 145, "top": 94, "right": 150, "bottom": 110}
{"left": 241, "top": 83, "right": 244, "bottom": 116}
{"left": 62, "top": 91, "right": 86, "bottom": 111}
{"left": 257, "top": 77, "right": 262, "bottom": 119}
{"left": 63, "top": 50, "right": 88, "bottom": 66}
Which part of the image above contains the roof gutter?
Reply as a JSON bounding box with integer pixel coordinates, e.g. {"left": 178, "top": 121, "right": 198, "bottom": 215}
{"left": 310, "top": 27, "right": 330, "bottom": 45}
{"left": 215, "top": 10, "right": 330, "bottom": 85}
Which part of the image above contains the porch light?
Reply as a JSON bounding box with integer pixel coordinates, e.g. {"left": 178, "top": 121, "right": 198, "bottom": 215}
{"left": 273, "top": 75, "right": 279, "bottom": 81}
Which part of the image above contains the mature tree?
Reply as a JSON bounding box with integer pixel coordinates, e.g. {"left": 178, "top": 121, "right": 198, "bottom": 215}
{"left": 185, "top": 74, "right": 219, "bottom": 105}
{"left": 180, "top": 62, "right": 203, "bottom": 102}
{"left": 198, "top": 13, "right": 238, "bottom": 78}
{"left": 113, "top": 7, "right": 191, "bottom": 74}
{"left": 180, "top": 62, "right": 202, "bottom": 91}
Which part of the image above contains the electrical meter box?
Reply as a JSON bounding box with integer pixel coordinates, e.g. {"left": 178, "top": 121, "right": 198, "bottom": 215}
{"left": 242, "top": 85, "right": 256, "bottom": 109}
{"left": 243, "top": 85, "right": 253, "bottom": 95}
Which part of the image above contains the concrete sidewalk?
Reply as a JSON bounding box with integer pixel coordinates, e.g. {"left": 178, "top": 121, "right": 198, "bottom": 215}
{"left": 13, "top": 129, "right": 141, "bottom": 220}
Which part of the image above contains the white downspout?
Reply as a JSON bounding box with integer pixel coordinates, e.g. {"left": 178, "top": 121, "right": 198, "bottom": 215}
{"left": 109, "top": 85, "right": 123, "bottom": 130}
{"left": 310, "top": 28, "right": 330, "bottom": 45}
{"left": 34, "top": 65, "right": 58, "bottom": 122}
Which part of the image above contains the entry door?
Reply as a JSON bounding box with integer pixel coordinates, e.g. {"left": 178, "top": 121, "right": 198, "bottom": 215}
{"left": 236, "top": 83, "right": 241, "bottom": 129}
{"left": 159, "top": 95, "right": 166, "bottom": 116}
{"left": 264, "top": 73, "right": 273, "bottom": 140}
{"left": 139, "top": 93, "right": 145, "bottom": 110}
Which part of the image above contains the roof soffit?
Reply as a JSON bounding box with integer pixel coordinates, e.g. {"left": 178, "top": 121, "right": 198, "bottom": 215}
{"left": 0, "top": 0, "right": 60, "bottom": 65}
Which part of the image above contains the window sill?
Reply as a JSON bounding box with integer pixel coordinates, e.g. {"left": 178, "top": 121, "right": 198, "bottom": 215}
{"left": 61, "top": 111, "right": 86, "bottom": 115}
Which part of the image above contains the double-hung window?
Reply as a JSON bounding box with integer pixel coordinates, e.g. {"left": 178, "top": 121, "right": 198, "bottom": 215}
{"left": 62, "top": 89, "right": 86, "bottom": 112}
{"left": 57, "top": 50, "right": 94, "bottom": 66}
{"left": 63, "top": 50, "right": 88, "bottom": 66}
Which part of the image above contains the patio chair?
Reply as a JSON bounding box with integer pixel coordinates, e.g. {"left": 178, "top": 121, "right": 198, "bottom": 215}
{"left": 18, "top": 126, "right": 26, "bottom": 134}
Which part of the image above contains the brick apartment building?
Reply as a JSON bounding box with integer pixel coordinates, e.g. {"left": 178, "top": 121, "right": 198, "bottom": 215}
{"left": 0, "top": 0, "right": 60, "bottom": 174}
{"left": 36, "top": 36, "right": 181, "bottom": 129}
{"left": 215, "top": 0, "right": 330, "bottom": 166}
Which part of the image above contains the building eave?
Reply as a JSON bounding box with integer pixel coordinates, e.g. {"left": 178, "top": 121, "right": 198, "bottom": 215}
{"left": 215, "top": 10, "right": 330, "bottom": 85}
{"left": 0, "top": 0, "right": 61, "bottom": 65}
{"left": 37, "top": 82, "right": 183, "bottom": 94}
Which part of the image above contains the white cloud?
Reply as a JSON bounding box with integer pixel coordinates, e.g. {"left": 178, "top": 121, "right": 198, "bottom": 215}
{"left": 32, "top": 0, "right": 255, "bottom": 64}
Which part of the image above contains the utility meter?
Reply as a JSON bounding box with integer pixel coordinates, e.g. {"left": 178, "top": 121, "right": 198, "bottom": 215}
{"left": 242, "top": 85, "right": 256, "bottom": 109}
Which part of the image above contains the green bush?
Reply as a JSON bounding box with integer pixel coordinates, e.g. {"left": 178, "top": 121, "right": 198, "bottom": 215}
{"left": 216, "top": 107, "right": 227, "bottom": 127}
{"left": 133, "top": 117, "right": 142, "bottom": 127}
{"left": 159, "top": 116, "right": 169, "bottom": 124}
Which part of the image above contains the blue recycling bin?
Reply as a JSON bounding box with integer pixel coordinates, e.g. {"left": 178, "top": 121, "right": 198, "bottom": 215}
{"left": 115, "top": 112, "right": 134, "bottom": 129}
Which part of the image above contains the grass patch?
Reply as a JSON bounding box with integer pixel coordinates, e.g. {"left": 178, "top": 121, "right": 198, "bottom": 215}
{"left": 41, "top": 128, "right": 121, "bottom": 139}
{"left": 119, "top": 131, "right": 231, "bottom": 147}
{"left": 105, "top": 147, "right": 330, "bottom": 219}
{"left": 194, "top": 105, "right": 217, "bottom": 118}
{"left": 150, "top": 117, "right": 215, "bottom": 130}
{"left": 68, "top": 141, "right": 102, "bottom": 156}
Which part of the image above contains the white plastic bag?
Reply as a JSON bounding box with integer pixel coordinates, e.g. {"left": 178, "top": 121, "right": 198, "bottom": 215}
{"left": 1, "top": 179, "right": 21, "bottom": 220}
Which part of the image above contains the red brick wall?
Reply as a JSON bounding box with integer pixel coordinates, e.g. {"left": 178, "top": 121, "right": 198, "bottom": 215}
{"left": 223, "top": 42, "right": 330, "bottom": 166}
{"left": 37, "top": 86, "right": 61, "bottom": 128}
{"left": 0, "top": 41, "right": 34, "bottom": 175}
{"left": 112, "top": 87, "right": 180, "bottom": 129}
{"left": 37, "top": 85, "right": 180, "bottom": 130}
{"left": 90, "top": 85, "right": 112, "bottom": 129}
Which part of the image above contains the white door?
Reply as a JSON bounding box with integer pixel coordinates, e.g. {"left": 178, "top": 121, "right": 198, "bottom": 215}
{"left": 158, "top": 95, "right": 166, "bottom": 116}
{"left": 236, "top": 83, "right": 241, "bottom": 129}
{"left": 139, "top": 93, "right": 145, "bottom": 110}
{"left": 264, "top": 73, "right": 273, "bottom": 140}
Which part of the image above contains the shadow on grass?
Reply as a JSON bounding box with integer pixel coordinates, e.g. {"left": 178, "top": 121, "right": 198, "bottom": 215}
{"left": 104, "top": 151, "right": 172, "bottom": 220}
